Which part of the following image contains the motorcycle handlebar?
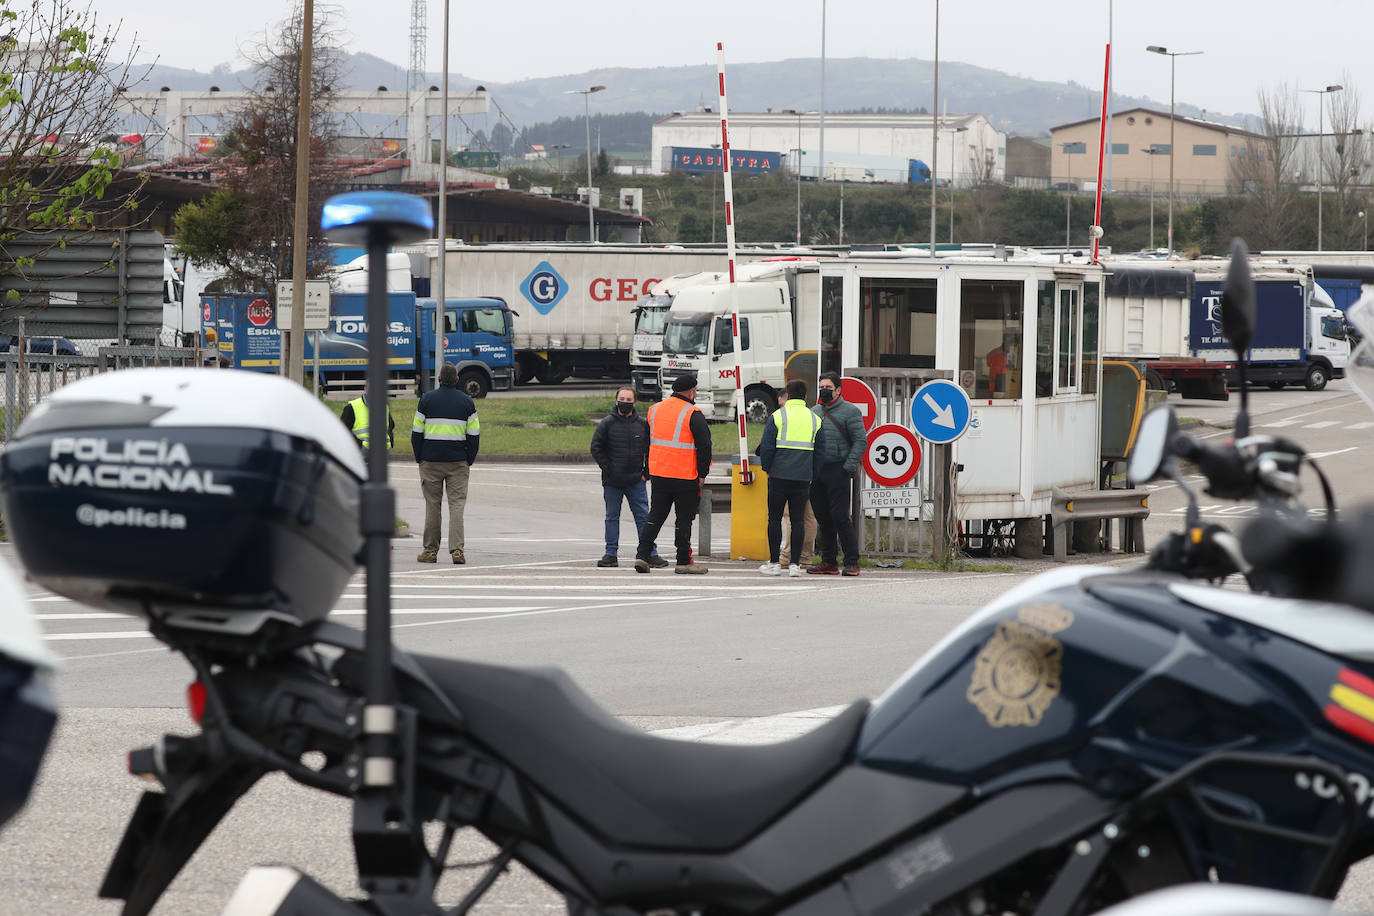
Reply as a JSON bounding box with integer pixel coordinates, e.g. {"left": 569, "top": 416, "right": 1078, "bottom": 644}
{"left": 1171, "top": 433, "right": 1306, "bottom": 503}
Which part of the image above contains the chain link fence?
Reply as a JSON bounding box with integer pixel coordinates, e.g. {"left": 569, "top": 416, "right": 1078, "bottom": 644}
{"left": 0, "top": 319, "right": 208, "bottom": 441}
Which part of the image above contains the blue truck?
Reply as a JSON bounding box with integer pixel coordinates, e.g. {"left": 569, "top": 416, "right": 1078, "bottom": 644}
{"left": 1191, "top": 269, "right": 1349, "bottom": 391}
{"left": 201, "top": 291, "right": 515, "bottom": 398}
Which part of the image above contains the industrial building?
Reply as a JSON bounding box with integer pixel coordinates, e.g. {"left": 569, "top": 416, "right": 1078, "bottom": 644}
{"left": 650, "top": 111, "right": 1006, "bottom": 186}
{"left": 1049, "top": 107, "right": 1263, "bottom": 197}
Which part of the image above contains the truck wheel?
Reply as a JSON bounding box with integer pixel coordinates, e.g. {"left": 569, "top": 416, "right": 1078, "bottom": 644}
{"left": 1305, "top": 364, "right": 1328, "bottom": 391}
{"left": 743, "top": 386, "right": 778, "bottom": 423}
{"left": 1144, "top": 368, "right": 1167, "bottom": 391}
{"left": 459, "top": 369, "right": 490, "bottom": 399}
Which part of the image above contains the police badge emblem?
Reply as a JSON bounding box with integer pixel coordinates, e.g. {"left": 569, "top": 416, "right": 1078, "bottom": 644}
{"left": 967, "top": 603, "right": 1074, "bottom": 727}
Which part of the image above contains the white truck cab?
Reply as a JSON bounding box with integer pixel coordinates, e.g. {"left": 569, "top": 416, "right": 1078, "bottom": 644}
{"left": 658, "top": 261, "right": 820, "bottom": 421}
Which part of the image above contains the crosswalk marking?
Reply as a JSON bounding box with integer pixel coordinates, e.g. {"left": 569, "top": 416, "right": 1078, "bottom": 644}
{"left": 1304, "top": 421, "right": 1341, "bottom": 429}
{"left": 1350, "top": 422, "right": 1374, "bottom": 430}
{"left": 1260, "top": 419, "right": 1300, "bottom": 427}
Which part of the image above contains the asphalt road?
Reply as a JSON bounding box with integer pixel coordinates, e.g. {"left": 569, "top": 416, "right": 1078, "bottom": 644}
{"left": 4, "top": 379, "right": 1374, "bottom": 913}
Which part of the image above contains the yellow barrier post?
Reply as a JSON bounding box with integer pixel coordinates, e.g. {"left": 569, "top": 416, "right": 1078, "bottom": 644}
{"left": 730, "top": 465, "right": 770, "bottom": 561}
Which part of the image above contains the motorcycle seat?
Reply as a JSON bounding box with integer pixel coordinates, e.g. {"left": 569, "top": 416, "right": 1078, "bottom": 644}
{"left": 410, "top": 653, "right": 869, "bottom": 851}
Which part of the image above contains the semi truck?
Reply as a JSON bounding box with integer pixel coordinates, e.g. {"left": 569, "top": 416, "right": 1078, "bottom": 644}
{"left": 1101, "top": 263, "right": 1232, "bottom": 400}
{"left": 1191, "top": 264, "right": 1349, "bottom": 391}
{"left": 658, "top": 261, "right": 821, "bottom": 421}
{"left": 406, "top": 242, "right": 802, "bottom": 387}
{"left": 201, "top": 291, "right": 515, "bottom": 397}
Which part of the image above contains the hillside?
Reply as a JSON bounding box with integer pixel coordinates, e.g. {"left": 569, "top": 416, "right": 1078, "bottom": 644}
{"left": 130, "top": 53, "right": 1255, "bottom": 138}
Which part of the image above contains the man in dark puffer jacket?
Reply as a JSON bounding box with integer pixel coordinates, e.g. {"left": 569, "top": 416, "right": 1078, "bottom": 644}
{"left": 590, "top": 388, "right": 666, "bottom": 568}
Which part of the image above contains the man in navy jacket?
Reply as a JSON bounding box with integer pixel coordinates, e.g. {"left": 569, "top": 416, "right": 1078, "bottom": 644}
{"left": 413, "top": 363, "right": 480, "bottom": 564}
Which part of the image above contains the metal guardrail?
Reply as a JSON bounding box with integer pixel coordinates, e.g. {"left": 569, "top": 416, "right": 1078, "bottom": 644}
{"left": 1049, "top": 485, "right": 1149, "bottom": 562}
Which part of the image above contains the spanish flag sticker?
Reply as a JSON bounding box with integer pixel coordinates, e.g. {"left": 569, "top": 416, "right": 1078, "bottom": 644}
{"left": 1325, "top": 668, "right": 1374, "bottom": 744}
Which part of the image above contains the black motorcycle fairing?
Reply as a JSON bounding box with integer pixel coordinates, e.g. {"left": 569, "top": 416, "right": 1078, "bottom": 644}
{"left": 410, "top": 652, "right": 870, "bottom": 851}
{"left": 99, "top": 762, "right": 267, "bottom": 916}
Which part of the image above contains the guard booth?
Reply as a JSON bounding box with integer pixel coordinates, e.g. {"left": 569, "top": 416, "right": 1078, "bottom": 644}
{"left": 821, "top": 254, "right": 1106, "bottom": 539}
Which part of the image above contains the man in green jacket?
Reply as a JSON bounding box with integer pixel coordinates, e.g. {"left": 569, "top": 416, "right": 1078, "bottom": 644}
{"left": 809, "top": 372, "right": 866, "bottom": 576}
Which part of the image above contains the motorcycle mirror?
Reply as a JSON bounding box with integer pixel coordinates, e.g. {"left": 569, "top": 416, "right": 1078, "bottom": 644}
{"left": 1128, "top": 404, "right": 1179, "bottom": 485}
{"left": 1221, "top": 238, "right": 1255, "bottom": 356}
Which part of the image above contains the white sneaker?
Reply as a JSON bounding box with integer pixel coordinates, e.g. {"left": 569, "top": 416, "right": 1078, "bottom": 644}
{"left": 758, "top": 562, "right": 782, "bottom": 576}
{"left": 787, "top": 564, "right": 803, "bottom": 578}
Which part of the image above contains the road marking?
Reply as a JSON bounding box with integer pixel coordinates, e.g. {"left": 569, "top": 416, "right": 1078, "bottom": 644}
{"left": 1309, "top": 447, "right": 1359, "bottom": 459}
{"left": 1350, "top": 422, "right": 1374, "bottom": 430}
{"left": 348, "top": 582, "right": 817, "bottom": 592}
{"left": 43, "top": 631, "right": 150, "bottom": 641}
{"left": 1304, "top": 421, "right": 1342, "bottom": 429}
{"left": 1261, "top": 419, "right": 1301, "bottom": 427}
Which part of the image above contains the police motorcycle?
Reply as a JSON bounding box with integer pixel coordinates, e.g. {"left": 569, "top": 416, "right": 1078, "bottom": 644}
{"left": 7, "top": 192, "right": 1374, "bottom": 915}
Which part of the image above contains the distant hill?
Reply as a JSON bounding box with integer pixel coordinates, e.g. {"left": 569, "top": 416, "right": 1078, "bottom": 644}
{"left": 129, "top": 53, "right": 1255, "bottom": 138}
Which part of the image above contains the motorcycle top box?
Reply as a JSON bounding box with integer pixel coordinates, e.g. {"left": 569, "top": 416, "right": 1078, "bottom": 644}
{"left": 0, "top": 368, "right": 366, "bottom": 626}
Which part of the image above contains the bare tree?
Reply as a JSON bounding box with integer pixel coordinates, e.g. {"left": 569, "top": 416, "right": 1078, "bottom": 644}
{"left": 1230, "top": 83, "right": 1304, "bottom": 248}
{"left": 173, "top": 3, "right": 349, "bottom": 291}
{"left": 962, "top": 136, "right": 1001, "bottom": 240}
{"left": 0, "top": 0, "right": 149, "bottom": 304}
{"left": 1321, "top": 74, "right": 1368, "bottom": 249}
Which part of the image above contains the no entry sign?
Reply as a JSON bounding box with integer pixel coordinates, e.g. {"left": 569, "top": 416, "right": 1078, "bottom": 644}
{"left": 862, "top": 423, "right": 922, "bottom": 487}
{"left": 840, "top": 377, "right": 878, "bottom": 432}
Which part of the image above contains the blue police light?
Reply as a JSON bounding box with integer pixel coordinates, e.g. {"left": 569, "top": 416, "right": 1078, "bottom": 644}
{"left": 321, "top": 191, "right": 434, "bottom": 246}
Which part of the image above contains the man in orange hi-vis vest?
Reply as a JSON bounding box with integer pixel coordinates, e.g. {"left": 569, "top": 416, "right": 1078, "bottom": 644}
{"left": 634, "top": 373, "right": 713, "bottom": 575}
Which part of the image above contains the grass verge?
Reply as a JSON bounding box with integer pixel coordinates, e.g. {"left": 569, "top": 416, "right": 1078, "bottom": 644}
{"left": 330, "top": 396, "right": 768, "bottom": 459}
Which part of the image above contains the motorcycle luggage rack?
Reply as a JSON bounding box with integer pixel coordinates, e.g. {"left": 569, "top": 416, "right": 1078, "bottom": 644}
{"left": 1033, "top": 750, "right": 1361, "bottom": 916}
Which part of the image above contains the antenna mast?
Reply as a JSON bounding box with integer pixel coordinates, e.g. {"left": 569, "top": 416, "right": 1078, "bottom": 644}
{"left": 408, "top": 0, "right": 427, "bottom": 91}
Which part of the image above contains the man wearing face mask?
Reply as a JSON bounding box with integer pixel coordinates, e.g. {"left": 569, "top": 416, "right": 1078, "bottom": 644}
{"left": 590, "top": 388, "right": 667, "bottom": 568}
{"left": 810, "top": 371, "right": 867, "bottom": 576}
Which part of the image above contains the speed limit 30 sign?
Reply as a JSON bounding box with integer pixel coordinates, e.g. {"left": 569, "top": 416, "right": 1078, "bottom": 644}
{"left": 862, "top": 423, "right": 922, "bottom": 487}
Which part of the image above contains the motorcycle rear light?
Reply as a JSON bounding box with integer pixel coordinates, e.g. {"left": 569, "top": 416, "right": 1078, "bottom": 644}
{"left": 1324, "top": 668, "right": 1374, "bottom": 744}
{"left": 186, "top": 680, "right": 207, "bottom": 724}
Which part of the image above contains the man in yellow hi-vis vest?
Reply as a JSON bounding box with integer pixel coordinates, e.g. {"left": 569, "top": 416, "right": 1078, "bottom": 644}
{"left": 340, "top": 387, "right": 395, "bottom": 454}
{"left": 756, "top": 379, "right": 826, "bottom": 578}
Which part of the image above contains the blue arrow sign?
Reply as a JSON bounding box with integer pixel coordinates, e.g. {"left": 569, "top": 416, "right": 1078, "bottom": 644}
{"left": 910, "top": 379, "right": 972, "bottom": 444}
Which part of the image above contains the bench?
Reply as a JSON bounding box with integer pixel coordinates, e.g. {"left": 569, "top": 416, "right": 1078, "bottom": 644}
{"left": 1048, "top": 486, "right": 1149, "bottom": 562}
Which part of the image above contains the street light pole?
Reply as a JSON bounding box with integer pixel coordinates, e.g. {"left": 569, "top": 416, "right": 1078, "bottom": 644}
{"left": 783, "top": 109, "right": 804, "bottom": 245}
{"left": 566, "top": 84, "right": 605, "bottom": 242}
{"left": 550, "top": 143, "right": 570, "bottom": 190}
{"left": 1301, "top": 84, "right": 1343, "bottom": 250}
{"left": 1141, "top": 146, "right": 1159, "bottom": 250}
{"left": 1360, "top": 209, "right": 1368, "bottom": 251}
{"left": 1146, "top": 45, "right": 1203, "bottom": 257}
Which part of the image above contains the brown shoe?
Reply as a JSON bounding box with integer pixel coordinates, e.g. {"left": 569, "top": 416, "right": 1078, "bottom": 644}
{"left": 674, "top": 563, "right": 708, "bottom": 575}
{"left": 451, "top": 549, "right": 465, "bottom": 565}
{"left": 417, "top": 550, "right": 438, "bottom": 563}
{"left": 807, "top": 561, "right": 840, "bottom": 575}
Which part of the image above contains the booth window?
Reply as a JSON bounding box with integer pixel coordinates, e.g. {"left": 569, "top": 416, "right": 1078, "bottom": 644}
{"left": 859, "top": 277, "right": 937, "bottom": 369}
{"left": 959, "top": 280, "right": 1023, "bottom": 399}
{"left": 1058, "top": 286, "right": 1081, "bottom": 392}
{"left": 1036, "top": 282, "right": 1054, "bottom": 397}
{"left": 821, "top": 275, "right": 843, "bottom": 378}
{"left": 1081, "top": 282, "right": 1099, "bottom": 395}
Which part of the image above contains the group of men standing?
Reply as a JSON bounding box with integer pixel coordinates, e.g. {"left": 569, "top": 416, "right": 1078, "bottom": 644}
{"left": 590, "top": 371, "right": 864, "bottom": 577}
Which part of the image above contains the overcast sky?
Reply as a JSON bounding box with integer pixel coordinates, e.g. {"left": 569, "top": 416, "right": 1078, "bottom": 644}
{"left": 114, "top": 0, "right": 1373, "bottom": 123}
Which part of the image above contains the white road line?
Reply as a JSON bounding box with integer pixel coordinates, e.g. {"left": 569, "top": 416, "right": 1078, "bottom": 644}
{"left": 1309, "top": 447, "right": 1359, "bottom": 459}
{"left": 43, "top": 631, "right": 151, "bottom": 641}
{"left": 349, "top": 581, "right": 815, "bottom": 591}
{"left": 390, "top": 595, "right": 721, "bottom": 631}
{"left": 1304, "top": 421, "right": 1342, "bottom": 429}
{"left": 1349, "top": 422, "right": 1374, "bottom": 430}
{"left": 337, "top": 593, "right": 700, "bottom": 602}
{"left": 1260, "top": 419, "right": 1300, "bottom": 427}
{"left": 330, "top": 606, "right": 542, "bottom": 615}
